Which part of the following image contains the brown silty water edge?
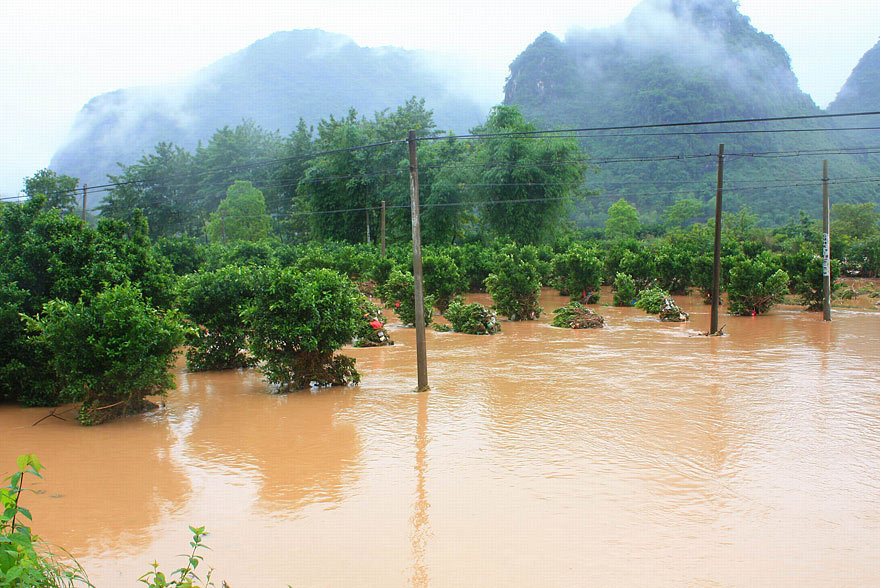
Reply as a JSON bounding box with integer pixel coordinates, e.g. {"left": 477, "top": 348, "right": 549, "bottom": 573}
{"left": 2, "top": 288, "right": 879, "bottom": 587}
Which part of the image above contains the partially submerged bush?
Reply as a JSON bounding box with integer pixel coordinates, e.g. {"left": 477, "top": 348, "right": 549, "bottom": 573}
{"left": 243, "top": 267, "right": 362, "bottom": 390}
{"left": 793, "top": 256, "right": 841, "bottom": 311}
{"left": 634, "top": 286, "right": 671, "bottom": 314}
{"left": 353, "top": 299, "right": 394, "bottom": 347}
{"left": 32, "top": 283, "right": 184, "bottom": 425}
{"left": 612, "top": 272, "right": 637, "bottom": 307}
{"left": 485, "top": 244, "right": 543, "bottom": 320}
{"left": 727, "top": 255, "right": 790, "bottom": 315}
{"left": 378, "top": 268, "right": 433, "bottom": 327}
{"left": 422, "top": 253, "right": 466, "bottom": 312}
{"left": 551, "top": 302, "right": 605, "bottom": 329}
{"left": 444, "top": 300, "right": 501, "bottom": 334}
{"left": 551, "top": 244, "right": 603, "bottom": 304}
{"left": 179, "top": 266, "right": 256, "bottom": 371}
{"left": 658, "top": 298, "right": 689, "bottom": 322}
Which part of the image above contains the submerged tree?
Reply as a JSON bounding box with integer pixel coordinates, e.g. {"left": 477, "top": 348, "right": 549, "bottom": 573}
{"left": 485, "top": 244, "right": 543, "bottom": 320}
{"left": 243, "top": 267, "right": 362, "bottom": 390}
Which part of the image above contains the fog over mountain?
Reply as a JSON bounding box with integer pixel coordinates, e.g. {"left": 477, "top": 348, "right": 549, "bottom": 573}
{"left": 503, "top": 0, "right": 879, "bottom": 224}
{"left": 50, "top": 29, "right": 491, "bottom": 189}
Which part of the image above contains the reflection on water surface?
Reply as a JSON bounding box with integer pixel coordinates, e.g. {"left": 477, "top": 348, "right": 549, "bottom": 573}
{"left": 2, "top": 290, "right": 879, "bottom": 586}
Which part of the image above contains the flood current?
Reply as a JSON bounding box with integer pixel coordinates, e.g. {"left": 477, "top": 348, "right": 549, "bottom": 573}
{"left": 2, "top": 289, "right": 879, "bottom": 587}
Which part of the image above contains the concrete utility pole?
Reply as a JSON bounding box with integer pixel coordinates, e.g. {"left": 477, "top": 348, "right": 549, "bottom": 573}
{"left": 408, "top": 131, "right": 429, "bottom": 392}
{"left": 822, "top": 160, "right": 832, "bottom": 321}
{"left": 81, "top": 184, "right": 88, "bottom": 221}
{"left": 710, "top": 144, "right": 724, "bottom": 335}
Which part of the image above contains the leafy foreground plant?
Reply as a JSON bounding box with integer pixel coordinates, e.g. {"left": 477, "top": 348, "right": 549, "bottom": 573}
{"left": 444, "top": 300, "right": 500, "bottom": 335}
{"left": 138, "top": 526, "right": 215, "bottom": 588}
{"left": 551, "top": 302, "right": 605, "bottom": 329}
{"left": 1, "top": 455, "right": 92, "bottom": 587}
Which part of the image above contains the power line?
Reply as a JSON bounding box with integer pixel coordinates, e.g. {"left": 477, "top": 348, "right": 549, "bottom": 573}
{"left": 416, "top": 111, "right": 880, "bottom": 141}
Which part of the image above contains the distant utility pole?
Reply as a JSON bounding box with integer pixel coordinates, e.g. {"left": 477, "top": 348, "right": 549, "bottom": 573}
{"left": 408, "top": 130, "right": 429, "bottom": 392}
{"left": 710, "top": 144, "right": 724, "bottom": 335}
{"left": 81, "top": 184, "right": 88, "bottom": 221}
{"left": 822, "top": 160, "right": 832, "bottom": 322}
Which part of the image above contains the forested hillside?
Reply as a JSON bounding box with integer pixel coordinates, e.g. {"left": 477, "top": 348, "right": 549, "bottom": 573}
{"left": 50, "top": 29, "right": 487, "bottom": 194}
{"left": 503, "top": 0, "right": 880, "bottom": 226}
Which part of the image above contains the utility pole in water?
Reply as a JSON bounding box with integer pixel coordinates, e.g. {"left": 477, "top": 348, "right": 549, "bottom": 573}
{"left": 822, "top": 160, "right": 832, "bottom": 321}
{"left": 408, "top": 131, "right": 429, "bottom": 392}
{"left": 710, "top": 144, "right": 724, "bottom": 335}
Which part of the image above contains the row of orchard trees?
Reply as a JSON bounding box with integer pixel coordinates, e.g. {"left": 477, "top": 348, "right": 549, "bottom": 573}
{"left": 2, "top": 187, "right": 877, "bottom": 423}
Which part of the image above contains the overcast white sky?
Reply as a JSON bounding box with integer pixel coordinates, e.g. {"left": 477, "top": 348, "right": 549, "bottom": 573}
{"left": 1, "top": 0, "right": 877, "bottom": 196}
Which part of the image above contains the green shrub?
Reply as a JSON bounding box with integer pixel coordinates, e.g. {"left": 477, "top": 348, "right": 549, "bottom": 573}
{"left": 1, "top": 455, "right": 92, "bottom": 587}
{"left": 377, "top": 268, "right": 433, "bottom": 327}
{"left": 727, "top": 254, "right": 790, "bottom": 315}
{"left": 551, "top": 302, "right": 605, "bottom": 329}
{"left": 178, "top": 266, "right": 257, "bottom": 371}
{"left": 154, "top": 235, "right": 207, "bottom": 276}
{"left": 444, "top": 300, "right": 500, "bottom": 334}
{"left": 422, "top": 253, "right": 465, "bottom": 312}
{"left": 793, "top": 256, "right": 841, "bottom": 311}
{"left": 635, "top": 286, "right": 671, "bottom": 314}
{"left": 485, "top": 244, "right": 543, "bottom": 320}
{"left": 551, "top": 243, "right": 604, "bottom": 304}
{"left": 32, "top": 284, "right": 184, "bottom": 425}
{"left": 612, "top": 272, "right": 637, "bottom": 307}
{"left": 243, "top": 268, "right": 362, "bottom": 390}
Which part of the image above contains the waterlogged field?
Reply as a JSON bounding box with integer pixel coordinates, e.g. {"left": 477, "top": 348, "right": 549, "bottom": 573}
{"left": 2, "top": 289, "right": 880, "bottom": 587}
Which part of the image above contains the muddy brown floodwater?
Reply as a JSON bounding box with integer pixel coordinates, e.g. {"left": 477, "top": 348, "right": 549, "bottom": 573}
{"left": 2, "top": 289, "right": 880, "bottom": 587}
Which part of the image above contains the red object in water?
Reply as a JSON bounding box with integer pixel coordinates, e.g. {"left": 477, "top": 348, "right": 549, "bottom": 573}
{"left": 394, "top": 301, "right": 400, "bottom": 308}
{"left": 369, "top": 319, "right": 383, "bottom": 330}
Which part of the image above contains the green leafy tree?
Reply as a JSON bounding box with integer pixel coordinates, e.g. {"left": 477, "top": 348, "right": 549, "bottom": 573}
{"left": 100, "top": 142, "right": 199, "bottom": 238}
{"left": 205, "top": 181, "right": 273, "bottom": 244}
{"left": 179, "top": 267, "right": 257, "bottom": 371}
{"left": 243, "top": 268, "right": 362, "bottom": 390}
{"left": 605, "top": 198, "right": 641, "bottom": 239}
{"left": 471, "top": 105, "right": 588, "bottom": 245}
{"left": 24, "top": 169, "right": 79, "bottom": 214}
{"left": 661, "top": 197, "right": 704, "bottom": 230}
{"left": 727, "top": 254, "right": 790, "bottom": 315}
{"left": 31, "top": 283, "right": 185, "bottom": 425}
{"left": 485, "top": 244, "right": 543, "bottom": 320}
{"left": 551, "top": 243, "right": 604, "bottom": 303}
{"left": 831, "top": 202, "right": 879, "bottom": 240}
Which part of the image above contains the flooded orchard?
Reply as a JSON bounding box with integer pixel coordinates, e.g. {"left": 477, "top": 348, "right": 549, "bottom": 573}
{"left": 3, "top": 289, "right": 880, "bottom": 587}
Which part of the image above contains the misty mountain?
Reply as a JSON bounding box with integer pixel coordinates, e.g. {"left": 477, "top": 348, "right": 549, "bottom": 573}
{"left": 51, "top": 29, "right": 488, "bottom": 191}
{"left": 828, "top": 39, "right": 880, "bottom": 114}
{"left": 503, "top": 0, "right": 879, "bottom": 225}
